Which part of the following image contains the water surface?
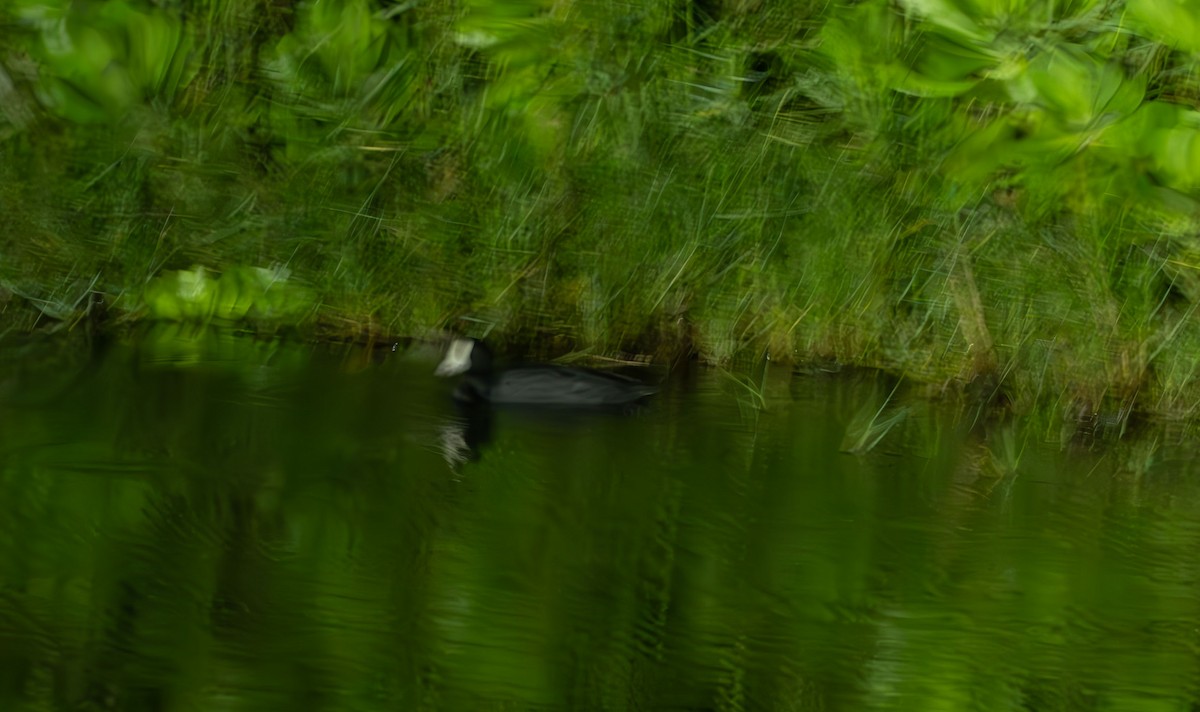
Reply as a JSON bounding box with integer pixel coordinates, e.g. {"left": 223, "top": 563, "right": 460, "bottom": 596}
{"left": 1, "top": 327, "right": 1198, "bottom": 711}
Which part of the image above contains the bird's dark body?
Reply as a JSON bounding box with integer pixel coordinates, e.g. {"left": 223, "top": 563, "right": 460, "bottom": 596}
{"left": 438, "top": 338, "right": 656, "bottom": 407}
{"left": 454, "top": 365, "right": 656, "bottom": 406}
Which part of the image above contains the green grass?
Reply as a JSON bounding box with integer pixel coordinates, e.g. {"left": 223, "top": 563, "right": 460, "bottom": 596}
{"left": 6, "top": 0, "right": 1200, "bottom": 425}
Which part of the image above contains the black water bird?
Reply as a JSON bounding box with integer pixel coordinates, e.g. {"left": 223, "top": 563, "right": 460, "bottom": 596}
{"left": 436, "top": 338, "right": 656, "bottom": 406}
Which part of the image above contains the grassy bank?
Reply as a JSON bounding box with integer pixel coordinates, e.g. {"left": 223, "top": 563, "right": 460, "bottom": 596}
{"left": 4, "top": 0, "right": 1200, "bottom": 424}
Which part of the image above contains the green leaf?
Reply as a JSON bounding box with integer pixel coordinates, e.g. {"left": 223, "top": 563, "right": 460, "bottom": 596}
{"left": 1127, "top": 0, "right": 1200, "bottom": 53}
{"left": 900, "top": 0, "right": 989, "bottom": 43}
{"left": 1009, "top": 47, "right": 1142, "bottom": 129}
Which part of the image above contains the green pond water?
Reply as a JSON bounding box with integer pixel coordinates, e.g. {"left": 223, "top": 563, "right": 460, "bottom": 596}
{"left": 1, "top": 327, "right": 1199, "bottom": 711}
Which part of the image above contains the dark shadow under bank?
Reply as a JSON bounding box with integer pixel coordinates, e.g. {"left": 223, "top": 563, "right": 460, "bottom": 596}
{"left": 0, "top": 320, "right": 1175, "bottom": 456}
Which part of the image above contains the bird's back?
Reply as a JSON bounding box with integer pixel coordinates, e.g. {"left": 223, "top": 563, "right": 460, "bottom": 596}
{"left": 489, "top": 366, "right": 655, "bottom": 406}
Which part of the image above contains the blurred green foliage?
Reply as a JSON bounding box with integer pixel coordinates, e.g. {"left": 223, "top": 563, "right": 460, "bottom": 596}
{"left": 6, "top": 0, "right": 1200, "bottom": 422}
{"left": 11, "top": 0, "right": 194, "bottom": 121}
{"left": 144, "top": 265, "right": 313, "bottom": 321}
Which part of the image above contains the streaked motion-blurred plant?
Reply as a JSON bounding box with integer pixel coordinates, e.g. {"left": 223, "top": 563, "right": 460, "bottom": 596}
{"left": 6, "top": 0, "right": 1200, "bottom": 421}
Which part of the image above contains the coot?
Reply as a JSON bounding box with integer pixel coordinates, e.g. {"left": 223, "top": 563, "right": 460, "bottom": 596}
{"left": 436, "top": 338, "right": 656, "bottom": 406}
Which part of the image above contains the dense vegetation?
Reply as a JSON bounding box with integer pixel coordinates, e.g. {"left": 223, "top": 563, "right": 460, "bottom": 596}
{"left": 6, "top": 0, "right": 1200, "bottom": 424}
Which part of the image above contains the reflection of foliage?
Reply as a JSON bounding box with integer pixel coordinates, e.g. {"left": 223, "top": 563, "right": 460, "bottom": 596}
{"left": 1, "top": 347, "right": 1197, "bottom": 709}
{"left": 8, "top": 0, "right": 1200, "bottom": 419}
